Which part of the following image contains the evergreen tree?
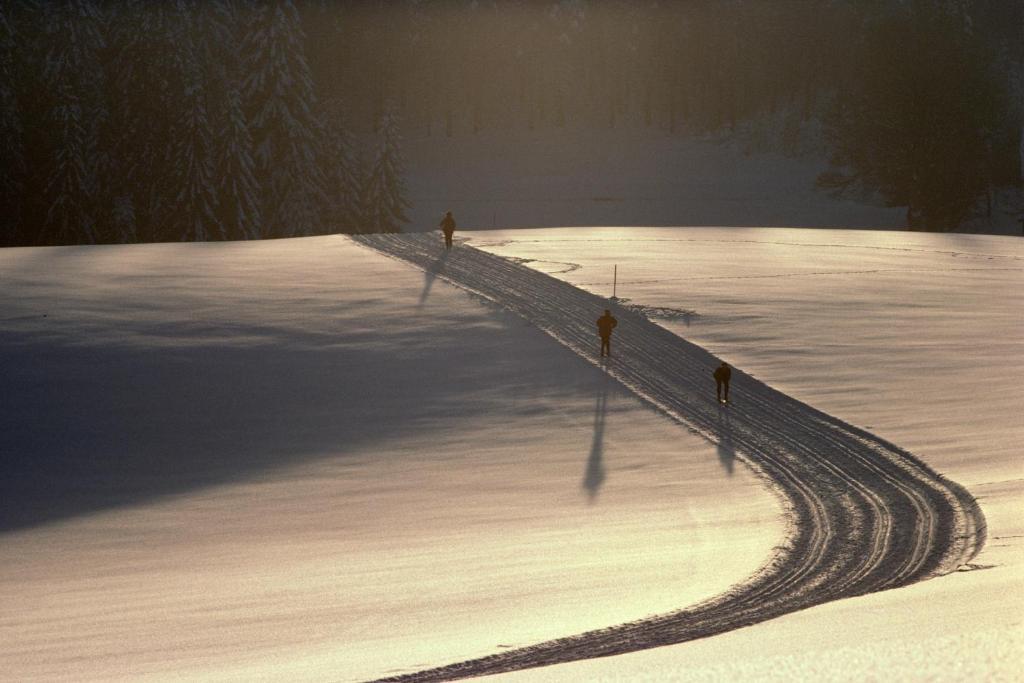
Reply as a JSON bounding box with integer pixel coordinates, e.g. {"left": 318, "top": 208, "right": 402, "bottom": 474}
{"left": 168, "top": 28, "right": 224, "bottom": 242}
{"left": 2, "top": 1, "right": 1018, "bottom": 245}
{"left": 111, "top": 194, "right": 137, "bottom": 242}
{"left": 242, "top": 0, "right": 325, "bottom": 238}
{"left": 217, "top": 84, "right": 262, "bottom": 239}
{"left": 195, "top": 0, "right": 239, "bottom": 83}
{"left": 106, "top": 1, "right": 189, "bottom": 241}
{"left": 40, "top": 0, "right": 105, "bottom": 244}
{"left": 0, "top": 5, "right": 25, "bottom": 245}
{"left": 320, "top": 97, "right": 363, "bottom": 232}
{"left": 362, "top": 102, "right": 411, "bottom": 233}
{"left": 203, "top": 0, "right": 262, "bottom": 239}
{"left": 45, "top": 88, "right": 96, "bottom": 244}
{"left": 819, "top": 5, "right": 1004, "bottom": 230}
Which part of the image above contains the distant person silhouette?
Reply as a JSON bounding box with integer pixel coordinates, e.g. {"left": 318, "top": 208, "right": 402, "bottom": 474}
{"left": 713, "top": 362, "right": 732, "bottom": 404}
{"left": 596, "top": 309, "right": 618, "bottom": 358}
{"left": 440, "top": 211, "right": 456, "bottom": 250}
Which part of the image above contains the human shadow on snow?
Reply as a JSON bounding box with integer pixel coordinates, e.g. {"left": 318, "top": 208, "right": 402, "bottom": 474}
{"left": 582, "top": 367, "right": 609, "bottom": 501}
{"left": 418, "top": 248, "right": 449, "bottom": 308}
{"left": 715, "top": 403, "right": 736, "bottom": 476}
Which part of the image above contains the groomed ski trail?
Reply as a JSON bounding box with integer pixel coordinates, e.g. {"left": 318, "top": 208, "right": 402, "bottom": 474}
{"left": 352, "top": 233, "right": 986, "bottom": 682}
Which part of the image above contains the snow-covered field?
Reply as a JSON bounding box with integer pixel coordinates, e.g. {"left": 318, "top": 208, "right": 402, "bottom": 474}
{"left": 467, "top": 227, "right": 1023, "bottom": 680}
{"left": 1, "top": 227, "right": 1020, "bottom": 681}
{"left": 1, "top": 237, "right": 779, "bottom": 681}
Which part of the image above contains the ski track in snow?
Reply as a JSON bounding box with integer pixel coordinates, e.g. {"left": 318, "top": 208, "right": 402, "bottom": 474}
{"left": 352, "top": 234, "right": 987, "bottom": 683}
{"left": 504, "top": 256, "right": 583, "bottom": 274}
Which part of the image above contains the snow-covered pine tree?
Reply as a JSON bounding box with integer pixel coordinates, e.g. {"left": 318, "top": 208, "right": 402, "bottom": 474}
{"left": 362, "top": 102, "right": 411, "bottom": 233}
{"left": 45, "top": 88, "right": 96, "bottom": 244}
{"left": 242, "top": 0, "right": 326, "bottom": 238}
{"left": 106, "top": 1, "right": 189, "bottom": 241}
{"left": 0, "top": 4, "right": 25, "bottom": 245}
{"left": 195, "top": 0, "right": 238, "bottom": 85}
{"left": 84, "top": 2, "right": 129, "bottom": 243}
{"left": 820, "top": 3, "right": 1001, "bottom": 230}
{"left": 109, "top": 1, "right": 229, "bottom": 242}
{"left": 217, "top": 84, "right": 262, "bottom": 239}
{"left": 320, "top": 97, "right": 364, "bottom": 232}
{"left": 167, "top": 27, "right": 224, "bottom": 242}
{"left": 41, "top": 0, "right": 105, "bottom": 244}
{"left": 111, "top": 195, "right": 137, "bottom": 242}
{"left": 201, "top": 0, "right": 262, "bottom": 239}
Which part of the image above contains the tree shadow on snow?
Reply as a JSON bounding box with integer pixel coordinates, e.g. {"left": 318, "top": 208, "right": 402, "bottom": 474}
{"left": 0, "top": 325, "right": 555, "bottom": 534}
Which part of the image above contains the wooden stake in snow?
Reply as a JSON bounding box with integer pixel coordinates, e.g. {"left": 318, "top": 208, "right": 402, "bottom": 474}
{"left": 613, "top": 264, "right": 617, "bottom": 299}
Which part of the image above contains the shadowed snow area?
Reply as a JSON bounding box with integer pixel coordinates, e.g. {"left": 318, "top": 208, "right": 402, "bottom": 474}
{"left": 0, "top": 237, "right": 780, "bottom": 681}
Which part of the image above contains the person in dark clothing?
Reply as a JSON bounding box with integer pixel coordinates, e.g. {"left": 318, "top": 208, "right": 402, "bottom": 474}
{"left": 713, "top": 362, "right": 732, "bottom": 403}
{"left": 596, "top": 309, "right": 618, "bottom": 357}
{"left": 440, "top": 211, "right": 456, "bottom": 250}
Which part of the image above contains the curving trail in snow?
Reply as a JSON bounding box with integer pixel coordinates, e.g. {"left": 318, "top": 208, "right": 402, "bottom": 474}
{"left": 352, "top": 233, "right": 986, "bottom": 682}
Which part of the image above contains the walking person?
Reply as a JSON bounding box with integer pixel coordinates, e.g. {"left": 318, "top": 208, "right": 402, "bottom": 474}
{"left": 713, "top": 361, "right": 732, "bottom": 404}
{"left": 596, "top": 309, "right": 618, "bottom": 358}
{"left": 440, "top": 211, "right": 456, "bottom": 250}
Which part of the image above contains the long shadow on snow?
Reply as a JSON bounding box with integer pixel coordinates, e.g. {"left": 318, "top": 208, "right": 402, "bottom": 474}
{"left": 715, "top": 404, "right": 736, "bottom": 476}
{"left": 581, "top": 367, "right": 610, "bottom": 501}
{"left": 0, "top": 325, "right": 590, "bottom": 533}
{"left": 418, "top": 249, "right": 449, "bottom": 309}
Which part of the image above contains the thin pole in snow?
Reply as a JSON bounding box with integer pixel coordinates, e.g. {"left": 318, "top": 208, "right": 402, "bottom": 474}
{"left": 613, "top": 264, "right": 617, "bottom": 299}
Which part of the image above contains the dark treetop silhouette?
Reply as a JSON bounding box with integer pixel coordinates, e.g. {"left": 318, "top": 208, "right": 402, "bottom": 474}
{"left": 3, "top": 1, "right": 1017, "bottom": 246}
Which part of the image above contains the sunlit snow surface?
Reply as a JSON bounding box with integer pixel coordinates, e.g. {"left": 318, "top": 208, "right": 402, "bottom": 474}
{"left": 468, "top": 226, "right": 1023, "bottom": 681}
{"left": 2, "top": 228, "right": 1020, "bottom": 681}
{"left": 0, "top": 237, "right": 780, "bottom": 681}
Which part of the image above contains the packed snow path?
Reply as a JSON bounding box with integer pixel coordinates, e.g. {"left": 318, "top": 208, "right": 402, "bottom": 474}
{"left": 352, "top": 234, "right": 986, "bottom": 682}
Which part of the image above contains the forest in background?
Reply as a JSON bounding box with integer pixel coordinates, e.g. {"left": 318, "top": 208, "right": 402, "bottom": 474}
{"left": 1, "top": 0, "right": 1021, "bottom": 246}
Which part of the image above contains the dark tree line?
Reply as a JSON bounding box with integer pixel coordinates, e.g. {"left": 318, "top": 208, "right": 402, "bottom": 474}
{"left": 1, "top": 1, "right": 1020, "bottom": 245}
{"left": 1, "top": 0, "right": 409, "bottom": 247}
{"left": 310, "top": 0, "right": 1019, "bottom": 232}
{"left": 818, "top": 1, "right": 1021, "bottom": 230}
